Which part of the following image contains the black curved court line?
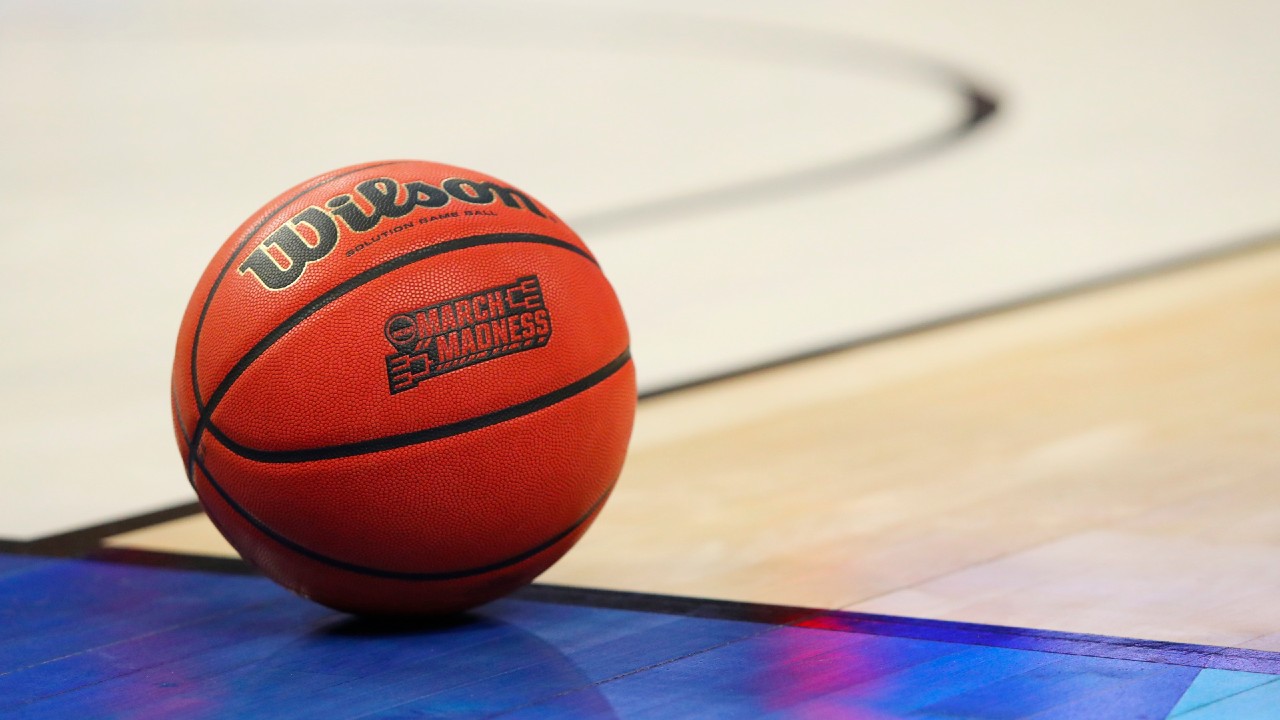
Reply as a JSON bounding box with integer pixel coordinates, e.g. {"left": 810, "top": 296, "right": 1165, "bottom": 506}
{"left": 190, "top": 447, "right": 617, "bottom": 582}
{"left": 208, "top": 348, "right": 631, "bottom": 464}
{"left": 573, "top": 85, "right": 996, "bottom": 237}
{"left": 560, "top": 14, "right": 999, "bottom": 236}
{"left": 183, "top": 232, "right": 597, "bottom": 482}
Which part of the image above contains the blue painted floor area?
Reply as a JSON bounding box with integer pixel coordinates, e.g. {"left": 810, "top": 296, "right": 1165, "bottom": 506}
{"left": 2, "top": 554, "right": 1280, "bottom": 719}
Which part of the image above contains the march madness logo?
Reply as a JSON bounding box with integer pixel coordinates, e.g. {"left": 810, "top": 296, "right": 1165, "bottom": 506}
{"left": 383, "top": 276, "right": 552, "bottom": 394}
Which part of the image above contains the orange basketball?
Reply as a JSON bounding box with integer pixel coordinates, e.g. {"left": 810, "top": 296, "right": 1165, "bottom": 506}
{"left": 170, "top": 160, "right": 635, "bottom": 615}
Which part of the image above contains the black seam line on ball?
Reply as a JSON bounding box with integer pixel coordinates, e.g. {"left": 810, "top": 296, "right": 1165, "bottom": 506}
{"left": 182, "top": 232, "right": 598, "bottom": 483}
{"left": 191, "top": 448, "right": 617, "bottom": 581}
{"left": 189, "top": 161, "right": 403, "bottom": 420}
{"left": 209, "top": 348, "right": 631, "bottom": 464}
{"left": 171, "top": 386, "right": 201, "bottom": 492}
{"left": 171, "top": 385, "right": 191, "bottom": 446}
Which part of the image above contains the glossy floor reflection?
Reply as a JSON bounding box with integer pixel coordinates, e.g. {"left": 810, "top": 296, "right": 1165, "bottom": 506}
{"left": 2, "top": 553, "right": 1278, "bottom": 719}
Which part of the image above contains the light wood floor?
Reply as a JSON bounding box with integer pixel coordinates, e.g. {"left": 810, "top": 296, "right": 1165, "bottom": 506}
{"left": 111, "top": 241, "right": 1280, "bottom": 650}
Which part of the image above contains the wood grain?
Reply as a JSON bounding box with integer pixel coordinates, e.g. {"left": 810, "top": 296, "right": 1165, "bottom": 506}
{"left": 110, "top": 241, "right": 1280, "bottom": 648}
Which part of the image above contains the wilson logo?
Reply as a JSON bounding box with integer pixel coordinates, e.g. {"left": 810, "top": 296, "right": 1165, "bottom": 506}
{"left": 238, "top": 177, "right": 546, "bottom": 291}
{"left": 383, "top": 276, "right": 552, "bottom": 394}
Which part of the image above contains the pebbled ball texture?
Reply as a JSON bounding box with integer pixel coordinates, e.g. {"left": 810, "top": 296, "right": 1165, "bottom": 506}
{"left": 171, "top": 160, "right": 635, "bottom": 615}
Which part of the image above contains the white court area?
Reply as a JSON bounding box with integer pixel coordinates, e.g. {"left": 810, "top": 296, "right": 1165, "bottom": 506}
{"left": 2, "top": 0, "right": 1279, "bottom": 538}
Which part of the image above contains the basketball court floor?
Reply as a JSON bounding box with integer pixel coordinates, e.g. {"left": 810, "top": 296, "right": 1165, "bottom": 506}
{"left": 4, "top": 1, "right": 1280, "bottom": 717}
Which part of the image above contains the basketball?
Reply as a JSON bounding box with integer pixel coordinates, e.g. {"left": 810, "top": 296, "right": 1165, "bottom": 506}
{"left": 170, "top": 160, "right": 636, "bottom": 616}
